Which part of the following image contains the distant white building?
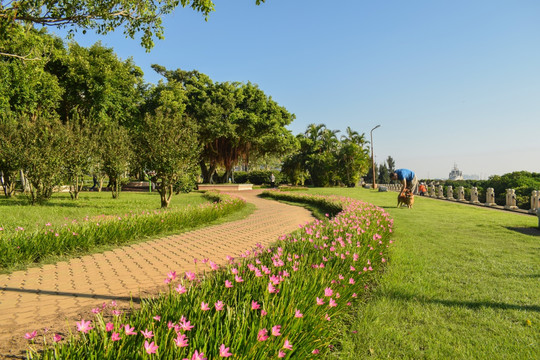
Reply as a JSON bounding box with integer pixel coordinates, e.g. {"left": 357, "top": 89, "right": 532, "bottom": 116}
{"left": 448, "top": 163, "right": 463, "bottom": 180}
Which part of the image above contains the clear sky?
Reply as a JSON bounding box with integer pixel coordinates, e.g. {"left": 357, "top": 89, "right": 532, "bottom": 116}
{"left": 50, "top": 0, "right": 540, "bottom": 179}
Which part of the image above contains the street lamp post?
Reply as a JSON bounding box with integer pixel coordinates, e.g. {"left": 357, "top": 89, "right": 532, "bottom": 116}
{"left": 370, "top": 125, "right": 381, "bottom": 189}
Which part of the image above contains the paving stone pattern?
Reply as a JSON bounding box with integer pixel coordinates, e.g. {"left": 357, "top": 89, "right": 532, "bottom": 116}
{"left": 0, "top": 190, "right": 315, "bottom": 358}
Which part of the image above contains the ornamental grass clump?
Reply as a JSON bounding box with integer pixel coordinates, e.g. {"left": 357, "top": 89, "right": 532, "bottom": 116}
{"left": 0, "top": 191, "right": 245, "bottom": 271}
{"left": 27, "top": 192, "right": 393, "bottom": 359}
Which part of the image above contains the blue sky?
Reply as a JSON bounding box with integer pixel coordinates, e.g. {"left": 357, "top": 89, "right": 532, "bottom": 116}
{"left": 51, "top": 0, "right": 540, "bottom": 179}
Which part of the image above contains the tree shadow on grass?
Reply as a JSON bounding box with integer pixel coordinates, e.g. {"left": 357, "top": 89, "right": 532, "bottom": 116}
{"left": 505, "top": 226, "right": 540, "bottom": 237}
{"left": 387, "top": 290, "right": 540, "bottom": 312}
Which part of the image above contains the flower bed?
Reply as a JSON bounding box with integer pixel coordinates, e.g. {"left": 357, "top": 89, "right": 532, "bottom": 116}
{"left": 26, "top": 191, "right": 393, "bottom": 359}
{"left": 0, "top": 191, "right": 245, "bottom": 271}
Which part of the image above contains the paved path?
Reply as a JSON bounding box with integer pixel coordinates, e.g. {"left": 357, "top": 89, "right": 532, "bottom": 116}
{"left": 0, "top": 190, "right": 315, "bottom": 358}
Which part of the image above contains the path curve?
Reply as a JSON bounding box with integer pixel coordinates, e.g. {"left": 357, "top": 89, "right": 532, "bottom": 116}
{"left": 0, "top": 190, "right": 315, "bottom": 358}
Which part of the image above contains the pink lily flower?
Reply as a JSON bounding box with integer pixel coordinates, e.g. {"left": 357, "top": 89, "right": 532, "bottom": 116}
{"left": 257, "top": 328, "right": 269, "bottom": 341}
{"left": 261, "top": 310, "right": 268, "bottom": 316}
{"left": 312, "top": 348, "right": 320, "bottom": 354}
{"left": 329, "top": 298, "right": 337, "bottom": 307}
{"left": 219, "top": 344, "right": 233, "bottom": 357}
{"left": 215, "top": 300, "right": 224, "bottom": 311}
{"left": 105, "top": 322, "right": 114, "bottom": 332}
{"left": 235, "top": 275, "right": 244, "bottom": 283}
{"left": 294, "top": 309, "right": 303, "bottom": 318}
{"left": 271, "top": 325, "right": 281, "bottom": 336}
{"left": 185, "top": 271, "right": 196, "bottom": 281}
{"left": 225, "top": 280, "right": 233, "bottom": 288}
{"left": 316, "top": 297, "right": 325, "bottom": 305}
{"left": 124, "top": 324, "right": 137, "bottom": 335}
{"left": 251, "top": 300, "right": 261, "bottom": 310}
{"left": 176, "top": 284, "right": 187, "bottom": 294}
{"left": 141, "top": 329, "right": 154, "bottom": 338}
{"left": 144, "top": 340, "right": 158, "bottom": 354}
{"left": 167, "top": 271, "right": 177, "bottom": 280}
{"left": 174, "top": 334, "right": 189, "bottom": 347}
{"left": 324, "top": 287, "right": 333, "bottom": 297}
{"left": 24, "top": 330, "right": 37, "bottom": 340}
{"left": 76, "top": 319, "right": 93, "bottom": 333}
{"left": 153, "top": 315, "right": 161, "bottom": 321}
{"left": 201, "top": 302, "right": 210, "bottom": 311}
{"left": 189, "top": 350, "right": 207, "bottom": 360}
{"left": 283, "top": 339, "right": 293, "bottom": 350}
{"left": 53, "top": 333, "right": 62, "bottom": 342}
{"left": 111, "top": 332, "right": 121, "bottom": 341}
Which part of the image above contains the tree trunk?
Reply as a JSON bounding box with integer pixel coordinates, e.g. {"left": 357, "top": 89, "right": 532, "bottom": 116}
{"left": 159, "top": 178, "right": 171, "bottom": 208}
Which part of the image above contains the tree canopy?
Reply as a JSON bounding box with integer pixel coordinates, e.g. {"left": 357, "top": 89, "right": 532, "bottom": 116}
{"left": 1, "top": 0, "right": 266, "bottom": 56}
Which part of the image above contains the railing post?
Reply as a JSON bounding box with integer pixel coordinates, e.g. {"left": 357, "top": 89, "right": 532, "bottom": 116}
{"left": 470, "top": 187, "right": 480, "bottom": 204}
{"left": 437, "top": 185, "right": 444, "bottom": 199}
{"left": 457, "top": 186, "right": 466, "bottom": 202}
{"left": 429, "top": 184, "right": 435, "bottom": 197}
{"left": 447, "top": 185, "right": 454, "bottom": 200}
{"left": 485, "top": 188, "right": 496, "bottom": 206}
{"left": 504, "top": 189, "right": 518, "bottom": 210}
{"left": 530, "top": 190, "right": 539, "bottom": 214}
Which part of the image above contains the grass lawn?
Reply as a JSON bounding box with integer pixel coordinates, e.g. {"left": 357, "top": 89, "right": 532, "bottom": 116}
{"left": 0, "top": 191, "right": 210, "bottom": 235}
{"left": 311, "top": 188, "right": 540, "bottom": 360}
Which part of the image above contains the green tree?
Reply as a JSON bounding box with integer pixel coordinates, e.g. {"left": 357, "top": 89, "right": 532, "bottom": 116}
{"left": 1, "top": 1, "right": 266, "bottom": 55}
{"left": 0, "top": 118, "right": 22, "bottom": 197}
{"left": 378, "top": 163, "right": 390, "bottom": 184}
{"left": 18, "top": 115, "right": 67, "bottom": 204}
{"left": 64, "top": 117, "right": 93, "bottom": 199}
{"left": 137, "top": 106, "right": 200, "bottom": 207}
{"left": 151, "top": 66, "right": 294, "bottom": 183}
{"left": 100, "top": 124, "right": 133, "bottom": 199}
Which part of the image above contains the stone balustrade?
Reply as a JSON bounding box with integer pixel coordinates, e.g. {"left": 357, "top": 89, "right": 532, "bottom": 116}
{"left": 374, "top": 183, "right": 539, "bottom": 216}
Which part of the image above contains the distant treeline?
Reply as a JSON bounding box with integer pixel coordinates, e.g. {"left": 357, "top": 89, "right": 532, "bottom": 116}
{"left": 420, "top": 171, "right": 540, "bottom": 209}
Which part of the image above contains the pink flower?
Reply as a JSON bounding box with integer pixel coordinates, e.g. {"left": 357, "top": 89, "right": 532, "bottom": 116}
{"left": 251, "top": 300, "right": 261, "bottom": 310}
{"left": 53, "top": 333, "right": 62, "bottom": 342}
{"left": 283, "top": 339, "right": 293, "bottom": 350}
{"left": 176, "top": 284, "right": 187, "bottom": 294}
{"left": 144, "top": 340, "right": 158, "bottom": 354}
{"left": 167, "top": 271, "right": 177, "bottom": 280}
{"left": 174, "top": 334, "right": 189, "bottom": 347}
{"left": 325, "top": 313, "right": 331, "bottom": 321}
{"left": 352, "top": 293, "right": 358, "bottom": 298}
{"left": 111, "top": 332, "right": 121, "bottom": 341}
{"left": 201, "top": 302, "right": 210, "bottom": 311}
{"left": 231, "top": 267, "right": 239, "bottom": 275}
{"left": 271, "top": 325, "right": 281, "bottom": 336}
{"left": 294, "top": 309, "right": 303, "bottom": 318}
{"left": 124, "top": 324, "right": 137, "bottom": 335}
{"left": 267, "top": 282, "right": 277, "bottom": 293}
{"left": 382, "top": 258, "right": 387, "bottom": 263}
{"left": 105, "top": 322, "right": 114, "bottom": 332}
{"left": 24, "top": 330, "right": 37, "bottom": 340}
{"left": 167, "top": 321, "right": 175, "bottom": 329}
{"left": 329, "top": 298, "right": 337, "bottom": 307}
{"left": 312, "top": 348, "right": 320, "bottom": 354}
{"left": 219, "top": 344, "right": 233, "bottom": 357}
{"left": 257, "top": 328, "right": 269, "bottom": 341}
{"left": 349, "top": 278, "right": 355, "bottom": 284}
{"left": 179, "top": 319, "right": 194, "bottom": 331}
{"left": 76, "top": 319, "right": 93, "bottom": 333}
{"left": 141, "top": 329, "right": 154, "bottom": 338}
{"left": 278, "top": 350, "right": 286, "bottom": 358}
{"left": 215, "top": 300, "right": 224, "bottom": 311}
{"left": 112, "top": 310, "right": 122, "bottom": 316}
{"left": 225, "top": 280, "right": 233, "bottom": 288}
{"left": 189, "top": 350, "right": 207, "bottom": 360}
{"left": 91, "top": 307, "right": 101, "bottom": 314}
{"left": 316, "top": 297, "right": 325, "bottom": 305}
{"left": 185, "top": 271, "right": 196, "bottom": 281}
{"left": 261, "top": 310, "right": 268, "bottom": 316}
{"left": 235, "top": 275, "right": 244, "bottom": 283}
{"left": 153, "top": 315, "right": 161, "bottom": 321}
{"left": 324, "top": 287, "right": 333, "bottom": 297}
{"left": 209, "top": 261, "right": 219, "bottom": 270}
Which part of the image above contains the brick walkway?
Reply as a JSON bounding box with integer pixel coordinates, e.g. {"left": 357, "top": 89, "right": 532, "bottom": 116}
{"left": 0, "top": 190, "right": 315, "bottom": 358}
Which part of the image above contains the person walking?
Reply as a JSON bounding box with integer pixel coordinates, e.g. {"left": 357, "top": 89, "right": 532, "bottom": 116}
{"left": 391, "top": 169, "right": 418, "bottom": 195}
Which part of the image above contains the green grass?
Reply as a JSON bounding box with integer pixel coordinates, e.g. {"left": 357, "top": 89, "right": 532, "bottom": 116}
{"left": 0, "top": 191, "right": 254, "bottom": 274}
{"left": 0, "top": 191, "right": 209, "bottom": 235}
{"left": 309, "top": 188, "right": 540, "bottom": 360}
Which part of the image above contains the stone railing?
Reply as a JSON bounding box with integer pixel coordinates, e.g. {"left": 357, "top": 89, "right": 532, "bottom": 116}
{"left": 376, "top": 184, "right": 540, "bottom": 216}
